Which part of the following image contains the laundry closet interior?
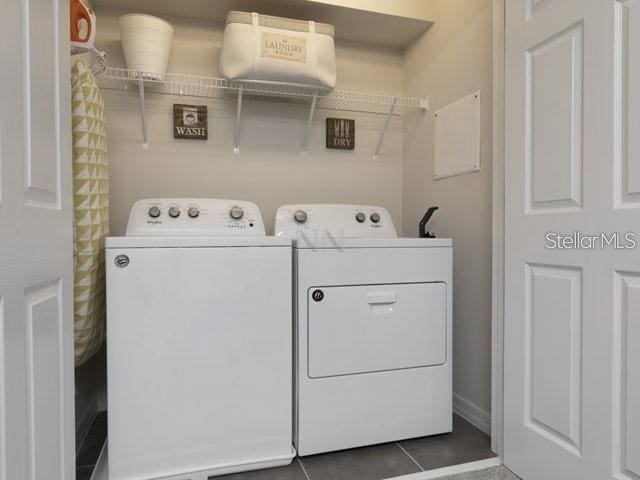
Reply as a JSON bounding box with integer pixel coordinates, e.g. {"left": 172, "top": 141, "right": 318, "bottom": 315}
{"left": 73, "top": 1, "right": 496, "bottom": 480}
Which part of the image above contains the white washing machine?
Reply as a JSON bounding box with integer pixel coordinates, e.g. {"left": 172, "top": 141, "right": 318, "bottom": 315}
{"left": 106, "top": 198, "right": 294, "bottom": 480}
{"left": 275, "top": 204, "right": 453, "bottom": 456}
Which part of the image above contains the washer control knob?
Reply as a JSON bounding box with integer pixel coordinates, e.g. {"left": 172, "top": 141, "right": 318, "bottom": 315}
{"left": 188, "top": 207, "right": 200, "bottom": 218}
{"left": 168, "top": 207, "right": 181, "bottom": 218}
{"left": 370, "top": 212, "right": 381, "bottom": 223}
{"left": 355, "top": 212, "right": 366, "bottom": 223}
{"left": 293, "top": 210, "right": 308, "bottom": 224}
{"left": 148, "top": 206, "right": 161, "bottom": 218}
{"left": 229, "top": 205, "right": 244, "bottom": 220}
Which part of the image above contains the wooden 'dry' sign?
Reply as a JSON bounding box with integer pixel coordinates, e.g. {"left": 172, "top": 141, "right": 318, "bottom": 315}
{"left": 326, "top": 118, "right": 355, "bottom": 150}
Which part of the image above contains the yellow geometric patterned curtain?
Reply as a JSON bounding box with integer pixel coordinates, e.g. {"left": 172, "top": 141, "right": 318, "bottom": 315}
{"left": 71, "top": 59, "right": 109, "bottom": 367}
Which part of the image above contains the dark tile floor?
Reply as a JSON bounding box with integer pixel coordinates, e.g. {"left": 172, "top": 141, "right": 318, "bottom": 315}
{"left": 398, "top": 414, "right": 496, "bottom": 471}
{"left": 76, "top": 411, "right": 108, "bottom": 480}
{"left": 219, "top": 414, "right": 496, "bottom": 480}
{"left": 75, "top": 412, "right": 494, "bottom": 480}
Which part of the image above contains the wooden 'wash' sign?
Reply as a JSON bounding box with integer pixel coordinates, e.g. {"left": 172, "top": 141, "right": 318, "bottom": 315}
{"left": 326, "top": 118, "right": 355, "bottom": 150}
{"left": 174, "top": 104, "right": 208, "bottom": 140}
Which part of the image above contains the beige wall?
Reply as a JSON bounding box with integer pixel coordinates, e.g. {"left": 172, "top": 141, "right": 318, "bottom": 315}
{"left": 94, "top": 1, "right": 494, "bottom": 420}
{"left": 307, "top": 0, "right": 435, "bottom": 20}
{"left": 402, "top": 0, "right": 493, "bottom": 414}
{"left": 94, "top": 8, "right": 405, "bottom": 235}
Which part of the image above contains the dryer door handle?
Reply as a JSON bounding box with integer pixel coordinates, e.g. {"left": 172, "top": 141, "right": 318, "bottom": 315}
{"left": 366, "top": 292, "right": 397, "bottom": 305}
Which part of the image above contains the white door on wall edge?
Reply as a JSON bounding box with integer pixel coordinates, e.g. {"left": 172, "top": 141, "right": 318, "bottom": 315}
{"left": 505, "top": 0, "right": 640, "bottom": 479}
{"left": 0, "top": 0, "right": 74, "bottom": 479}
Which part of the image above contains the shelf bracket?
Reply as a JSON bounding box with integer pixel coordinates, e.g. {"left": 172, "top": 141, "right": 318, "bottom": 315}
{"left": 373, "top": 97, "right": 397, "bottom": 160}
{"left": 302, "top": 93, "right": 318, "bottom": 155}
{"left": 234, "top": 85, "right": 243, "bottom": 154}
{"left": 138, "top": 77, "right": 149, "bottom": 149}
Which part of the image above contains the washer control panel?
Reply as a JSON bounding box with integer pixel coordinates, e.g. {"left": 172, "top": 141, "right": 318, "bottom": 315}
{"left": 274, "top": 204, "right": 397, "bottom": 238}
{"left": 126, "top": 198, "right": 265, "bottom": 236}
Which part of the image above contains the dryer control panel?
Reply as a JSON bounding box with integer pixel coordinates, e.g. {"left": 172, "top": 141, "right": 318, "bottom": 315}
{"left": 274, "top": 204, "right": 397, "bottom": 238}
{"left": 126, "top": 198, "right": 266, "bottom": 236}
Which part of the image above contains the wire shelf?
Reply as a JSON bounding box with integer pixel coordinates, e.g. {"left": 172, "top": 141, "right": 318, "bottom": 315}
{"left": 96, "top": 67, "right": 428, "bottom": 115}
{"left": 94, "top": 65, "right": 428, "bottom": 155}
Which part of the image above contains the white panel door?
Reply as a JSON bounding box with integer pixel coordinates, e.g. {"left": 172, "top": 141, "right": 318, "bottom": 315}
{"left": 505, "top": 0, "right": 640, "bottom": 479}
{"left": 0, "top": 1, "right": 74, "bottom": 480}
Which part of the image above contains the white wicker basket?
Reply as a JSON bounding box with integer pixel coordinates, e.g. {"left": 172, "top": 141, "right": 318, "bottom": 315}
{"left": 219, "top": 11, "right": 336, "bottom": 90}
{"left": 118, "top": 14, "right": 174, "bottom": 80}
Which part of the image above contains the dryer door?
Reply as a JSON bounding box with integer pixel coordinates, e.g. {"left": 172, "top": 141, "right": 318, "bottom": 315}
{"left": 307, "top": 282, "right": 447, "bottom": 378}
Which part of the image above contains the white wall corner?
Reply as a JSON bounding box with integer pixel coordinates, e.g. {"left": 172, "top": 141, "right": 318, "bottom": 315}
{"left": 491, "top": 0, "right": 506, "bottom": 457}
{"left": 453, "top": 393, "right": 492, "bottom": 436}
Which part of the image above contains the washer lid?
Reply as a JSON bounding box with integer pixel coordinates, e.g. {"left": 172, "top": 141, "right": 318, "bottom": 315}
{"left": 105, "top": 236, "right": 291, "bottom": 249}
{"left": 125, "top": 198, "right": 266, "bottom": 236}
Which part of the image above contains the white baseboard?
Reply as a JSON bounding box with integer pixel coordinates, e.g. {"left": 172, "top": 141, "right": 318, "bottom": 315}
{"left": 389, "top": 458, "right": 501, "bottom": 480}
{"left": 76, "top": 394, "right": 99, "bottom": 452}
{"left": 453, "top": 393, "right": 491, "bottom": 436}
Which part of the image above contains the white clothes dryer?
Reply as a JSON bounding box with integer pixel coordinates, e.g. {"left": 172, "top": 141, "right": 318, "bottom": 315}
{"left": 275, "top": 204, "right": 453, "bottom": 456}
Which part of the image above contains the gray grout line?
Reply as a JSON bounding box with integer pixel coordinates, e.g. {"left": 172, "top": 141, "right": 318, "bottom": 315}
{"left": 296, "top": 457, "right": 312, "bottom": 480}
{"left": 395, "top": 442, "right": 424, "bottom": 472}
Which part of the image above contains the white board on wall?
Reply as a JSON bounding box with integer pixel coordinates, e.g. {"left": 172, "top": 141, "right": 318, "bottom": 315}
{"left": 434, "top": 91, "right": 481, "bottom": 180}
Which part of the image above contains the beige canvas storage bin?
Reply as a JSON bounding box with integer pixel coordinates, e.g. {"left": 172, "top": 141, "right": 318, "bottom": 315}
{"left": 219, "top": 11, "right": 336, "bottom": 90}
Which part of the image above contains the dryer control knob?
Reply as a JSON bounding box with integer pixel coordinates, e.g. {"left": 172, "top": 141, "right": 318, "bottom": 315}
{"left": 148, "top": 206, "right": 161, "bottom": 218}
{"left": 229, "top": 206, "right": 244, "bottom": 220}
{"left": 294, "top": 210, "right": 308, "bottom": 224}
{"left": 355, "top": 212, "right": 366, "bottom": 223}
{"left": 188, "top": 207, "right": 200, "bottom": 218}
{"left": 370, "top": 212, "right": 381, "bottom": 223}
{"left": 168, "top": 207, "right": 181, "bottom": 218}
